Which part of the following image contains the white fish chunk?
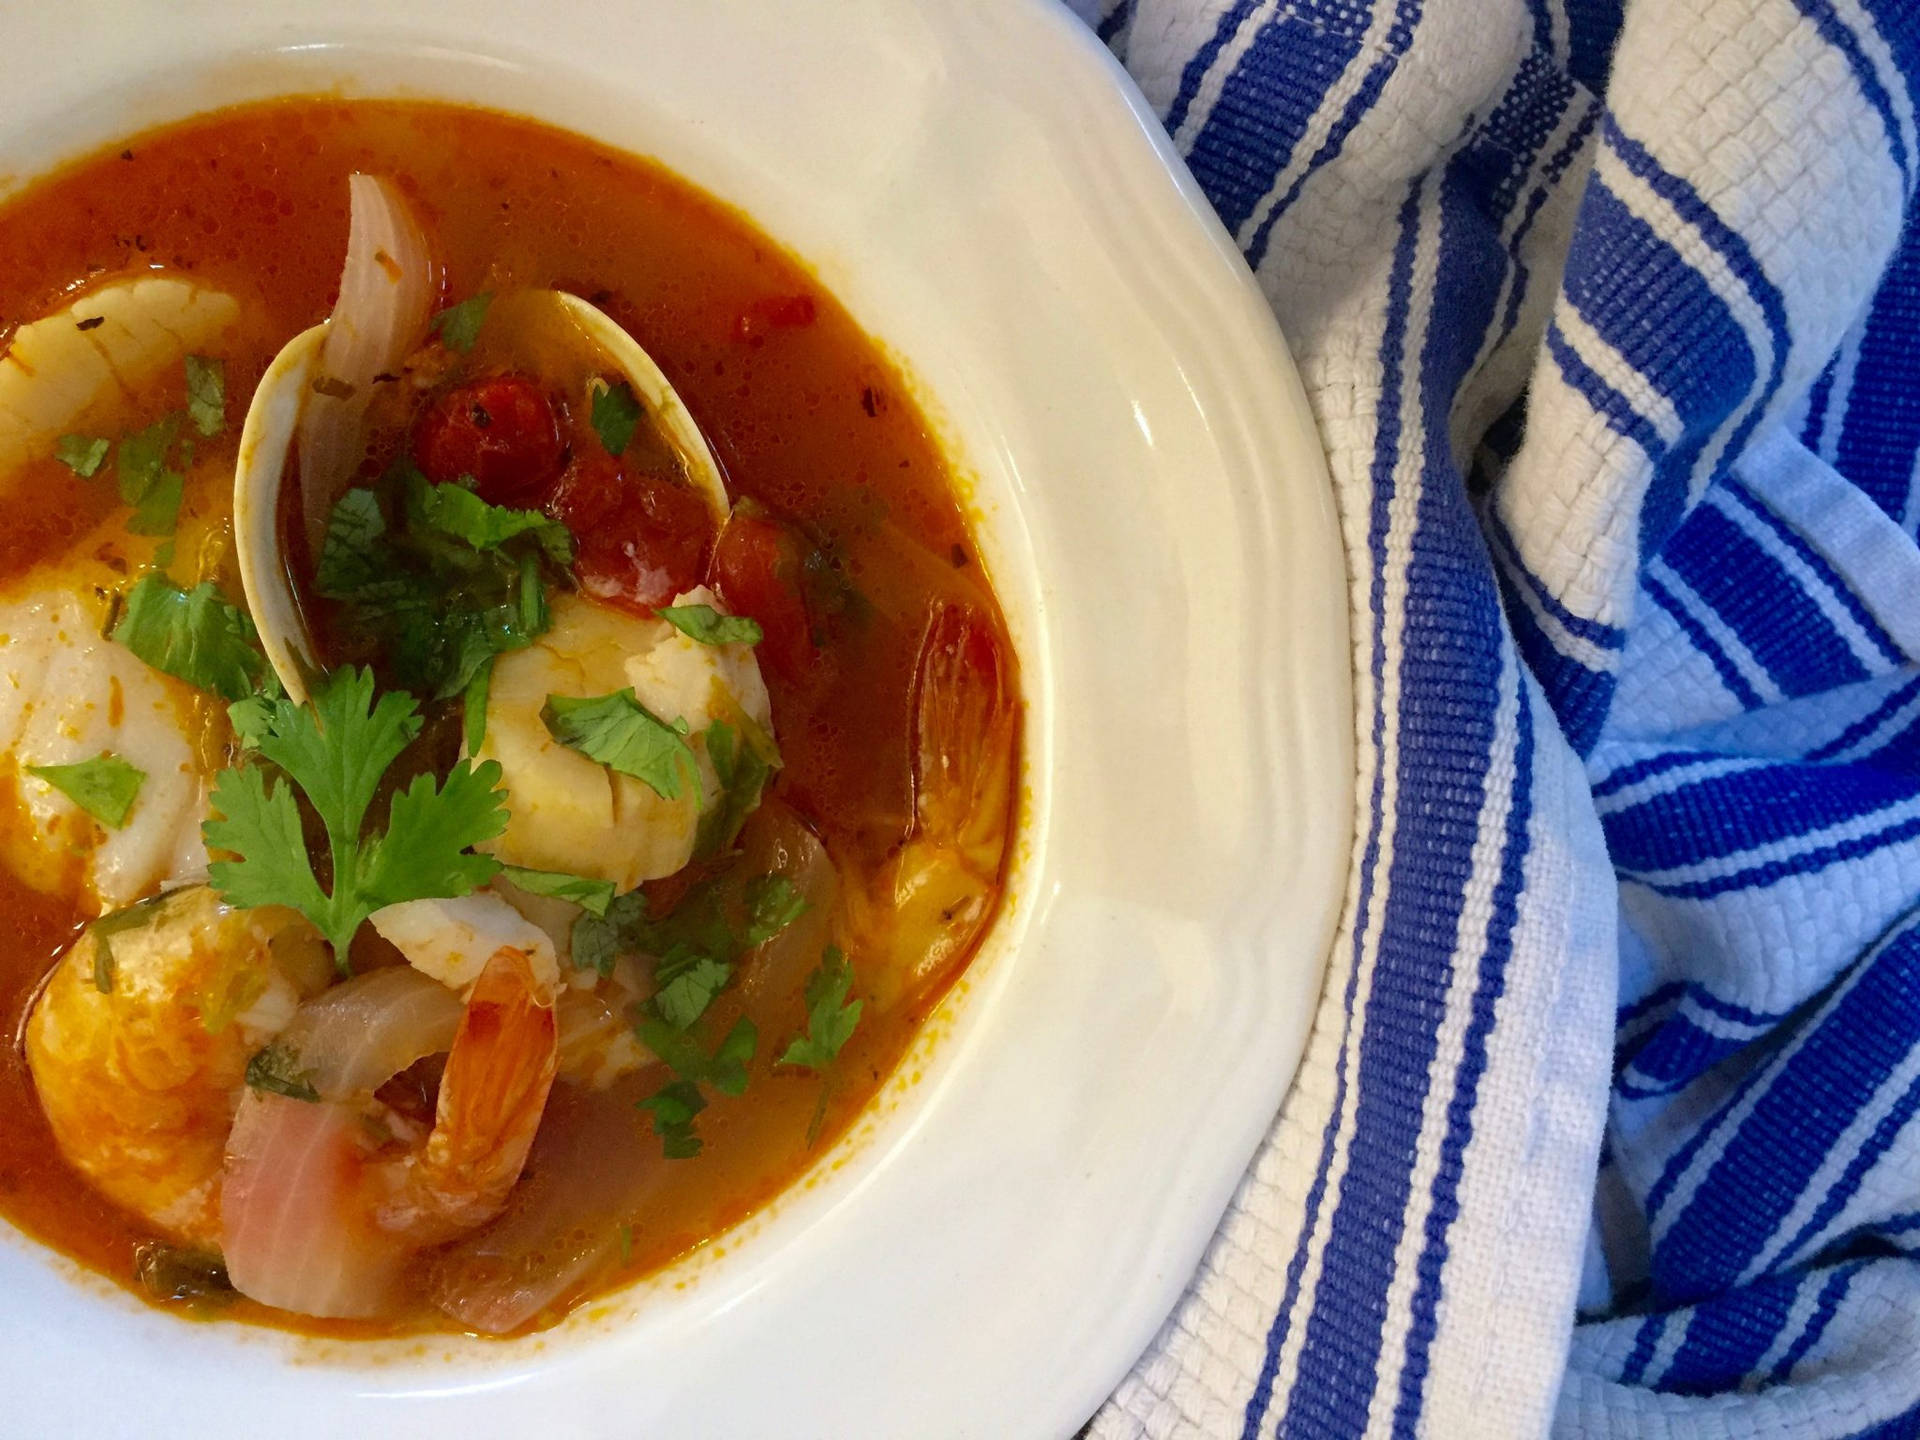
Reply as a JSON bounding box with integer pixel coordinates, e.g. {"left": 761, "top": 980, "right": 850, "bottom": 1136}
{"left": 0, "top": 277, "right": 241, "bottom": 476}
{"left": 0, "top": 588, "right": 210, "bottom": 911}
{"left": 371, "top": 891, "right": 560, "bottom": 996}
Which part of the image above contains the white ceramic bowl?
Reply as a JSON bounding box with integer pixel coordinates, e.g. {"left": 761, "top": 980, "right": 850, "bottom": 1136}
{"left": 0, "top": 3, "right": 1352, "bottom": 1435}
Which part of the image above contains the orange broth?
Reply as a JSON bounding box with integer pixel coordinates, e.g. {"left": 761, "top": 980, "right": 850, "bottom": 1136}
{"left": 0, "top": 99, "right": 1014, "bottom": 1335}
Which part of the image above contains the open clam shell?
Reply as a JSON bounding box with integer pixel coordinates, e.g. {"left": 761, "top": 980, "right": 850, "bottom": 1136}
{"left": 234, "top": 289, "right": 731, "bottom": 704}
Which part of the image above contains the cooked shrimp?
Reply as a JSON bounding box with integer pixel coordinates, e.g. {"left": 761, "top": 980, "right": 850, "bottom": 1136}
{"left": 849, "top": 603, "right": 1017, "bottom": 1009}
{"left": 23, "top": 887, "right": 327, "bottom": 1249}
{"left": 220, "top": 901, "right": 561, "bottom": 1318}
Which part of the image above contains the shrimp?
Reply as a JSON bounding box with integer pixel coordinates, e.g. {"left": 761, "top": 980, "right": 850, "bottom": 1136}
{"left": 23, "top": 887, "right": 328, "bottom": 1249}
{"left": 219, "top": 895, "right": 560, "bottom": 1318}
{"left": 850, "top": 603, "right": 1017, "bottom": 1010}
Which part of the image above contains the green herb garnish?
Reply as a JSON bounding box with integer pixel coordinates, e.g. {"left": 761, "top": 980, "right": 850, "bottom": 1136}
{"left": 590, "top": 378, "right": 642, "bottom": 456}
{"left": 127, "top": 466, "right": 184, "bottom": 536}
{"left": 657, "top": 604, "right": 763, "bottom": 648}
{"left": 88, "top": 894, "right": 169, "bottom": 995}
{"left": 184, "top": 355, "right": 225, "bottom": 437}
{"left": 463, "top": 654, "right": 493, "bottom": 753}
{"left": 111, "top": 573, "right": 272, "bottom": 703}
{"left": 244, "top": 1042, "right": 319, "bottom": 1103}
{"left": 695, "top": 715, "right": 778, "bottom": 857}
{"left": 25, "top": 751, "right": 145, "bottom": 828}
{"left": 542, "top": 688, "right": 700, "bottom": 802}
{"left": 638, "top": 1078, "right": 707, "bottom": 1159}
{"left": 497, "top": 865, "right": 616, "bottom": 917}
{"left": 430, "top": 292, "right": 493, "bottom": 353}
{"left": 203, "top": 668, "right": 508, "bottom": 963}
{"left": 54, "top": 434, "right": 110, "bottom": 477}
{"left": 778, "top": 947, "right": 862, "bottom": 1071}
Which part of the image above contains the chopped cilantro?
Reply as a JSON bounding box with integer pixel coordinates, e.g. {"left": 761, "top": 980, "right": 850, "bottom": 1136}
{"left": 652, "top": 952, "right": 733, "bottom": 1031}
{"left": 497, "top": 865, "right": 616, "bottom": 917}
{"left": 54, "top": 434, "right": 110, "bottom": 477}
{"left": 127, "top": 466, "right": 184, "bottom": 536}
{"left": 542, "top": 688, "right": 700, "bottom": 802}
{"left": 184, "top": 355, "right": 225, "bottom": 437}
{"left": 203, "top": 668, "right": 509, "bottom": 963}
{"left": 778, "top": 947, "right": 863, "bottom": 1071}
{"left": 315, "top": 467, "right": 567, "bottom": 700}
{"left": 25, "top": 751, "right": 145, "bottom": 828}
{"left": 463, "top": 654, "right": 493, "bottom": 753}
{"left": 638, "top": 1078, "right": 707, "bottom": 1159}
{"left": 695, "top": 715, "right": 778, "bottom": 857}
{"left": 430, "top": 292, "right": 493, "bottom": 352}
{"left": 134, "top": 1243, "right": 234, "bottom": 1308}
{"left": 111, "top": 573, "right": 271, "bottom": 703}
{"left": 657, "top": 604, "right": 763, "bottom": 648}
{"left": 245, "top": 1042, "right": 319, "bottom": 1103}
{"left": 743, "top": 873, "right": 807, "bottom": 944}
{"left": 638, "top": 1014, "right": 757, "bottom": 1098}
{"left": 88, "top": 894, "right": 168, "bottom": 995}
{"left": 590, "top": 378, "right": 642, "bottom": 456}
{"left": 415, "top": 480, "right": 573, "bottom": 566}
{"left": 116, "top": 414, "right": 181, "bottom": 508}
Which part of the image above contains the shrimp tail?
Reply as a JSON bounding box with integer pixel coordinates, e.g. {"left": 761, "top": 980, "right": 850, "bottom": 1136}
{"left": 910, "top": 602, "right": 1015, "bottom": 874}
{"left": 381, "top": 946, "right": 558, "bottom": 1240}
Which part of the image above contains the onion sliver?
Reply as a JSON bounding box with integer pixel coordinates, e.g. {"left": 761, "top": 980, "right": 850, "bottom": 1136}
{"left": 277, "top": 966, "right": 462, "bottom": 1101}
{"left": 222, "top": 1090, "right": 409, "bottom": 1319}
{"left": 295, "top": 173, "right": 434, "bottom": 555}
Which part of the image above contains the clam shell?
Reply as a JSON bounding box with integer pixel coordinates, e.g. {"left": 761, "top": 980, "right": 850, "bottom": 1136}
{"left": 233, "top": 292, "right": 730, "bottom": 705}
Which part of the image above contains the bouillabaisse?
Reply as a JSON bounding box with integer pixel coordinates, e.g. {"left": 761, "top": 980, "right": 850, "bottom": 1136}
{"left": 0, "top": 100, "right": 1016, "bottom": 1336}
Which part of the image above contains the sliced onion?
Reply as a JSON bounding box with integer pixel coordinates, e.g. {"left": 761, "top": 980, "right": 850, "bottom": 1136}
{"left": 296, "top": 173, "right": 434, "bottom": 554}
{"left": 427, "top": 1075, "right": 664, "bottom": 1333}
{"left": 221, "top": 1090, "right": 410, "bottom": 1319}
{"left": 277, "top": 966, "right": 462, "bottom": 1101}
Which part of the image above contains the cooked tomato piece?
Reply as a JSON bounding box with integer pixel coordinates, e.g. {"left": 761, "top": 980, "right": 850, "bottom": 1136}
{"left": 709, "top": 510, "right": 817, "bottom": 683}
{"left": 413, "top": 373, "right": 565, "bottom": 507}
{"left": 551, "top": 449, "right": 714, "bottom": 610}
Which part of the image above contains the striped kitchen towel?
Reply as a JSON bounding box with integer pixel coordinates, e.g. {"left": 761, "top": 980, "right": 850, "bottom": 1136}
{"left": 1065, "top": 1, "right": 1920, "bottom": 1436}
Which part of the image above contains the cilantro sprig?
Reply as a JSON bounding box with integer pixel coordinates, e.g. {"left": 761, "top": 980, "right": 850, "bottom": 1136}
{"left": 26, "top": 752, "right": 145, "bottom": 828}
{"left": 589, "top": 378, "right": 642, "bottom": 456}
{"left": 497, "top": 865, "right": 616, "bottom": 917}
{"left": 430, "top": 292, "right": 493, "bottom": 353}
{"left": 203, "top": 668, "right": 509, "bottom": 964}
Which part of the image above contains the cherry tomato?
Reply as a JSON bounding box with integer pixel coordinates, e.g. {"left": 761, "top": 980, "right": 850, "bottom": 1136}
{"left": 552, "top": 450, "right": 715, "bottom": 610}
{"left": 709, "top": 510, "right": 817, "bottom": 683}
{"left": 413, "top": 373, "right": 565, "bottom": 507}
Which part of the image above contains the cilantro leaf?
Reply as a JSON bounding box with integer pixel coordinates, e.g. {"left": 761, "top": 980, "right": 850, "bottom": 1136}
{"left": 245, "top": 1043, "right": 319, "bottom": 1103}
{"left": 695, "top": 716, "right": 777, "bottom": 857}
{"left": 26, "top": 751, "right": 145, "bottom": 828}
{"left": 778, "top": 947, "right": 862, "bottom": 1071}
{"left": 315, "top": 472, "right": 563, "bottom": 701}
{"left": 360, "top": 759, "right": 508, "bottom": 907}
{"left": 116, "top": 414, "right": 181, "bottom": 507}
{"left": 743, "top": 873, "right": 807, "bottom": 945}
{"left": 638, "top": 1079, "right": 706, "bottom": 1159}
{"left": 637, "top": 1014, "right": 756, "bottom": 1097}
{"left": 497, "top": 865, "right": 615, "bottom": 917}
{"left": 111, "top": 573, "right": 270, "bottom": 703}
{"left": 127, "top": 467, "right": 184, "bottom": 536}
{"left": 89, "top": 895, "right": 169, "bottom": 995}
{"left": 430, "top": 292, "right": 493, "bottom": 352}
{"left": 653, "top": 954, "right": 733, "bottom": 1031}
{"left": 657, "top": 604, "right": 763, "bottom": 648}
{"left": 463, "top": 654, "right": 493, "bottom": 754}
{"left": 590, "top": 379, "right": 642, "bottom": 456}
{"left": 204, "top": 669, "right": 507, "bottom": 962}
{"left": 543, "top": 689, "right": 699, "bottom": 801}
{"left": 415, "top": 481, "right": 573, "bottom": 566}
{"left": 54, "top": 434, "right": 110, "bottom": 477}
{"left": 184, "top": 355, "right": 225, "bottom": 437}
